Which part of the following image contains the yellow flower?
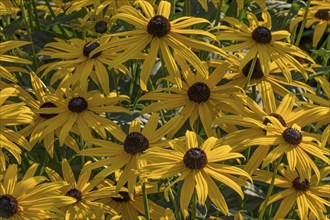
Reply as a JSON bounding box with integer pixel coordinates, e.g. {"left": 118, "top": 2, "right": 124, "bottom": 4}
{"left": 253, "top": 118, "right": 329, "bottom": 182}
{"left": 0, "top": 41, "right": 31, "bottom": 83}
{"left": 0, "top": 163, "right": 75, "bottom": 219}
{"left": 0, "top": 0, "right": 20, "bottom": 16}
{"left": 0, "top": 88, "right": 33, "bottom": 171}
{"left": 79, "top": 113, "right": 181, "bottom": 198}
{"left": 214, "top": 81, "right": 327, "bottom": 176}
{"left": 34, "top": 86, "right": 130, "bottom": 146}
{"left": 253, "top": 164, "right": 330, "bottom": 219}
{"left": 141, "top": 131, "right": 251, "bottom": 218}
{"left": 290, "top": 4, "right": 330, "bottom": 48}
{"left": 96, "top": 0, "right": 228, "bottom": 90}
{"left": 66, "top": 0, "right": 134, "bottom": 15}
{"left": 209, "top": 53, "right": 315, "bottom": 94}
{"left": 45, "top": 159, "right": 117, "bottom": 219}
{"left": 37, "top": 37, "right": 130, "bottom": 94}
{"left": 99, "top": 181, "right": 168, "bottom": 220}
{"left": 299, "top": 75, "right": 330, "bottom": 147}
{"left": 139, "top": 59, "right": 238, "bottom": 137}
{"left": 212, "top": 10, "right": 314, "bottom": 80}
{"left": 197, "top": 0, "right": 266, "bottom": 11}
{"left": 15, "top": 73, "right": 80, "bottom": 157}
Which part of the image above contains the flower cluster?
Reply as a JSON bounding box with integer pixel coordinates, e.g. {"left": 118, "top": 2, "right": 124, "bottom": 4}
{"left": 0, "top": 0, "right": 329, "bottom": 219}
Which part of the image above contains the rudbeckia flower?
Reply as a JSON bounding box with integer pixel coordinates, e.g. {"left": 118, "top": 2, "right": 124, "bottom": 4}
{"left": 66, "top": 0, "right": 134, "bottom": 15}
{"left": 0, "top": 41, "right": 31, "bottom": 83}
{"left": 98, "top": 181, "right": 168, "bottom": 220}
{"left": 96, "top": 0, "right": 228, "bottom": 90}
{"left": 34, "top": 86, "right": 130, "bottom": 146}
{"left": 0, "top": 0, "right": 20, "bottom": 16}
{"left": 79, "top": 113, "right": 181, "bottom": 198}
{"left": 37, "top": 37, "right": 130, "bottom": 94}
{"left": 0, "top": 87, "right": 33, "bottom": 171}
{"left": 299, "top": 75, "right": 330, "bottom": 147}
{"left": 252, "top": 117, "right": 329, "bottom": 182}
{"left": 214, "top": 82, "right": 327, "bottom": 176}
{"left": 78, "top": 8, "right": 112, "bottom": 36}
{"left": 141, "top": 131, "right": 251, "bottom": 218}
{"left": 209, "top": 53, "right": 315, "bottom": 95}
{"left": 212, "top": 10, "right": 314, "bottom": 80}
{"left": 290, "top": 4, "right": 330, "bottom": 48}
{"left": 253, "top": 164, "right": 330, "bottom": 219}
{"left": 0, "top": 163, "right": 76, "bottom": 219}
{"left": 45, "top": 159, "right": 117, "bottom": 219}
{"left": 197, "top": 0, "right": 265, "bottom": 11}
{"left": 139, "top": 59, "right": 239, "bottom": 137}
{"left": 15, "top": 73, "right": 79, "bottom": 157}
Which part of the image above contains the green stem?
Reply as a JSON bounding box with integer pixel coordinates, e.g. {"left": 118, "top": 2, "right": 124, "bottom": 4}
{"left": 30, "top": 0, "right": 41, "bottom": 30}
{"left": 243, "top": 57, "right": 257, "bottom": 91}
{"left": 295, "top": 0, "right": 311, "bottom": 46}
{"left": 312, "top": 35, "right": 329, "bottom": 60}
{"left": 191, "top": 190, "right": 197, "bottom": 220}
{"left": 214, "top": 0, "right": 223, "bottom": 26}
{"left": 21, "top": 0, "right": 38, "bottom": 69}
{"left": 142, "top": 182, "right": 150, "bottom": 220}
{"left": 170, "top": 0, "right": 176, "bottom": 15}
{"left": 168, "top": 187, "right": 183, "bottom": 220}
{"left": 184, "top": 0, "right": 190, "bottom": 16}
{"left": 45, "top": 0, "right": 69, "bottom": 39}
{"left": 258, "top": 154, "right": 284, "bottom": 220}
{"left": 280, "top": 0, "right": 296, "bottom": 30}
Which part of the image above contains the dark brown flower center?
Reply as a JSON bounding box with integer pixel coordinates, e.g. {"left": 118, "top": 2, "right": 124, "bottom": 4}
{"left": 315, "top": 9, "right": 329, "bottom": 21}
{"left": 183, "top": 148, "right": 208, "bottom": 169}
{"left": 39, "top": 102, "right": 58, "bottom": 119}
{"left": 292, "top": 177, "right": 310, "bottom": 191}
{"left": 95, "top": 21, "right": 107, "bottom": 33}
{"left": 242, "top": 58, "right": 264, "bottom": 79}
{"left": 252, "top": 26, "right": 272, "bottom": 44}
{"left": 66, "top": 188, "right": 82, "bottom": 201}
{"left": 187, "top": 82, "right": 211, "bottom": 103}
{"left": 68, "top": 97, "right": 88, "bottom": 113}
{"left": 282, "top": 128, "right": 302, "bottom": 145}
{"left": 147, "top": 15, "right": 171, "bottom": 38}
{"left": 83, "top": 42, "right": 101, "bottom": 58}
{"left": 123, "top": 132, "right": 149, "bottom": 155}
{"left": 263, "top": 113, "right": 287, "bottom": 127}
{"left": 111, "top": 191, "right": 131, "bottom": 203}
{"left": 0, "top": 194, "right": 18, "bottom": 218}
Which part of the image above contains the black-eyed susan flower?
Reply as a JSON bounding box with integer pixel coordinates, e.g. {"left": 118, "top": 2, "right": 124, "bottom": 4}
{"left": 79, "top": 113, "right": 181, "bottom": 198}
{"left": 0, "top": 0, "right": 20, "bottom": 16}
{"left": 214, "top": 82, "right": 327, "bottom": 176}
{"left": 139, "top": 59, "right": 239, "bottom": 137}
{"left": 78, "top": 8, "right": 112, "bottom": 36}
{"left": 15, "top": 73, "right": 79, "bottom": 157}
{"left": 0, "top": 163, "right": 76, "bottom": 219}
{"left": 299, "top": 75, "right": 330, "bottom": 147}
{"left": 37, "top": 37, "right": 130, "bottom": 94}
{"left": 45, "top": 159, "right": 117, "bottom": 219}
{"left": 0, "top": 41, "right": 31, "bottom": 83}
{"left": 0, "top": 87, "right": 33, "bottom": 171}
{"left": 96, "top": 0, "right": 228, "bottom": 90}
{"left": 141, "top": 131, "right": 251, "bottom": 218}
{"left": 290, "top": 4, "right": 330, "bottom": 48}
{"left": 34, "top": 86, "right": 130, "bottom": 146}
{"left": 98, "top": 181, "right": 168, "bottom": 220}
{"left": 66, "top": 0, "right": 134, "bottom": 15}
{"left": 209, "top": 53, "right": 315, "bottom": 96}
{"left": 253, "top": 164, "right": 330, "bottom": 219}
{"left": 197, "top": 0, "right": 265, "bottom": 11}
{"left": 212, "top": 10, "right": 315, "bottom": 80}
{"left": 252, "top": 117, "right": 329, "bottom": 182}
